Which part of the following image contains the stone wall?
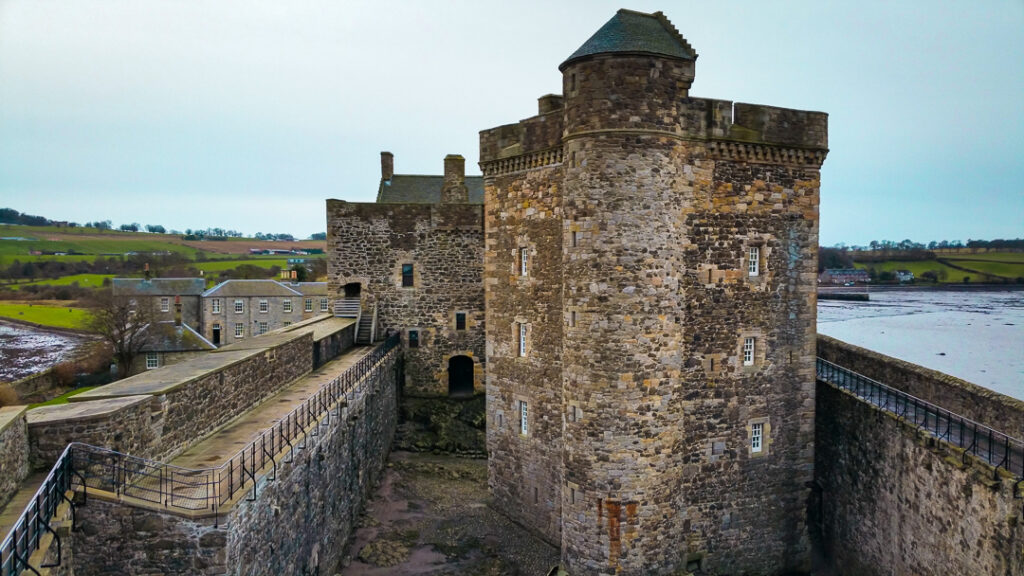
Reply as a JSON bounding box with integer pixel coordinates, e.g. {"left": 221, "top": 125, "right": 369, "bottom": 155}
{"left": 9, "top": 369, "right": 63, "bottom": 404}
{"left": 818, "top": 334, "right": 1024, "bottom": 440}
{"left": 0, "top": 406, "right": 30, "bottom": 507}
{"left": 326, "top": 201, "right": 485, "bottom": 398}
{"left": 814, "top": 380, "right": 1024, "bottom": 576}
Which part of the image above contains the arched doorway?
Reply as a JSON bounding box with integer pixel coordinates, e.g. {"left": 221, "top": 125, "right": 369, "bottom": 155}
{"left": 343, "top": 282, "right": 362, "bottom": 298}
{"left": 448, "top": 356, "right": 474, "bottom": 398}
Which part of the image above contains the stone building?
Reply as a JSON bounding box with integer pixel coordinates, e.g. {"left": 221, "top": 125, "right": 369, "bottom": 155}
{"left": 479, "top": 10, "right": 827, "bottom": 575}
{"left": 327, "top": 153, "right": 486, "bottom": 398}
{"left": 200, "top": 279, "right": 321, "bottom": 346}
{"left": 111, "top": 277, "right": 205, "bottom": 326}
{"left": 130, "top": 320, "right": 216, "bottom": 375}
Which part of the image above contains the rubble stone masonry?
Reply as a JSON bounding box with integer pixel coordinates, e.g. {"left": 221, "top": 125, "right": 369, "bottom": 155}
{"left": 0, "top": 406, "right": 29, "bottom": 507}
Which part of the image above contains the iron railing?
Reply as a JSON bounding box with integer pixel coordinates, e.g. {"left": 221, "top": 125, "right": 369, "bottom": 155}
{"left": 0, "top": 333, "right": 400, "bottom": 576}
{"left": 817, "top": 357, "right": 1024, "bottom": 483}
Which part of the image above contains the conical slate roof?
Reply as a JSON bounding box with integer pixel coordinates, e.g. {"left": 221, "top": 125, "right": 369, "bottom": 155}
{"left": 560, "top": 9, "right": 697, "bottom": 70}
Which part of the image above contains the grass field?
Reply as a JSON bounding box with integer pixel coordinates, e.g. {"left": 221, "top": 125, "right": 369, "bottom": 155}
{"left": 29, "top": 386, "right": 100, "bottom": 408}
{"left": 941, "top": 259, "right": 1024, "bottom": 279}
{"left": 7, "top": 273, "right": 115, "bottom": 290}
{"left": 854, "top": 260, "right": 988, "bottom": 283}
{"left": 0, "top": 301, "right": 92, "bottom": 330}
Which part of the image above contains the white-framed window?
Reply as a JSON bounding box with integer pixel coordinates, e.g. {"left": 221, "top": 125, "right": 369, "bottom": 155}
{"left": 751, "top": 422, "right": 763, "bottom": 453}
{"left": 259, "top": 299, "right": 269, "bottom": 313}
{"left": 520, "top": 247, "right": 529, "bottom": 276}
{"left": 234, "top": 299, "right": 244, "bottom": 314}
{"left": 748, "top": 246, "right": 760, "bottom": 276}
{"left": 211, "top": 299, "right": 221, "bottom": 314}
{"left": 518, "top": 323, "right": 527, "bottom": 357}
{"left": 283, "top": 299, "right": 292, "bottom": 313}
{"left": 160, "top": 297, "right": 169, "bottom": 312}
{"left": 304, "top": 298, "right": 313, "bottom": 312}
{"left": 283, "top": 321, "right": 291, "bottom": 327}
{"left": 146, "top": 352, "right": 159, "bottom": 370}
{"left": 320, "top": 298, "right": 329, "bottom": 312}
{"left": 743, "top": 337, "right": 755, "bottom": 366}
{"left": 258, "top": 321, "right": 268, "bottom": 335}
{"left": 235, "top": 323, "right": 244, "bottom": 338}
{"left": 520, "top": 400, "right": 529, "bottom": 435}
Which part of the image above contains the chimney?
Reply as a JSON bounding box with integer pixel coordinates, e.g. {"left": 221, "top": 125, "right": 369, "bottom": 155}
{"left": 381, "top": 151, "right": 394, "bottom": 181}
{"left": 174, "top": 295, "right": 182, "bottom": 327}
{"left": 538, "top": 94, "right": 564, "bottom": 115}
{"left": 440, "top": 154, "right": 468, "bottom": 203}
{"left": 291, "top": 270, "right": 297, "bottom": 280}
{"left": 144, "top": 263, "right": 151, "bottom": 281}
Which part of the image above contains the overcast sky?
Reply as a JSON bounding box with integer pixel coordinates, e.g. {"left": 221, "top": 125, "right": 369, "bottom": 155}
{"left": 1, "top": 0, "right": 1021, "bottom": 245}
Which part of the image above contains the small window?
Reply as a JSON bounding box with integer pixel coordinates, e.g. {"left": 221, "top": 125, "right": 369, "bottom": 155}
{"left": 211, "top": 299, "right": 221, "bottom": 314}
{"left": 408, "top": 330, "right": 419, "bottom": 349}
{"left": 283, "top": 321, "right": 291, "bottom": 327}
{"left": 283, "top": 300, "right": 292, "bottom": 313}
{"left": 320, "top": 298, "right": 329, "bottom": 312}
{"left": 259, "top": 299, "right": 269, "bottom": 313}
{"left": 234, "top": 299, "right": 244, "bottom": 314}
{"left": 258, "top": 321, "right": 268, "bottom": 335}
{"left": 455, "top": 312, "right": 466, "bottom": 331}
{"left": 497, "top": 412, "right": 504, "bottom": 429}
{"left": 517, "top": 323, "right": 527, "bottom": 357}
{"left": 571, "top": 230, "right": 578, "bottom": 248}
{"left": 304, "top": 298, "right": 313, "bottom": 312}
{"left": 743, "top": 337, "right": 755, "bottom": 366}
{"left": 235, "top": 323, "right": 244, "bottom": 338}
{"left": 569, "top": 310, "right": 577, "bottom": 327}
{"left": 570, "top": 73, "right": 576, "bottom": 92}
{"left": 520, "top": 400, "right": 529, "bottom": 435}
{"left": 751, "top": 422, "right": 763, "bottom": 453}
{"left": 748, "top": 246, "right": 760, "bottom": 276}
{"left": 519, "top": 248, "right": 528, "bottom": 276}
{"left": 146, "top": 352, "right": 159, "bottom": 370}
{"left": 160, "top": 297, "right": 169, "bottom": 312}
{"left": 402, "top": 263, "right": 414, "bottom": 287}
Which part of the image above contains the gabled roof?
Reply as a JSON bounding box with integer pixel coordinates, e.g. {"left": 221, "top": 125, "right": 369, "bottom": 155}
{"left": 139, "top": 321, "right": 216, "bottom": 353}
{"left": 202, "top": 279, "right": 304, "bottom": 298}
{"left": 560, "top": 9, "right": 697, "bottom": 71}
{"left": 281, "top": 282, "right": 327, "bottom": 296}
{"left": 376, "top": 175, "right": 485, "bottom": 204}
{"left": 112, "top": 278, "right": 206, "bottom": 296}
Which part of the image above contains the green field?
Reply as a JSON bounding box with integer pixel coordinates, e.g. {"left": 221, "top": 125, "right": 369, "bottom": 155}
{"left": 195, "top": 258, "right": 291, "bottom": 273}
{"left": 7, "top": 273, "right": 115, "bottom": 290}
{"left": 854, "top": 260, "right": 987, "bottom": 283}
{"left": 942, "top": 259, "right": 1024, "bottom": 279}
{"left": 934, "top": 251, "right": 1024, "bottom": 263}
{"left": 0, "top": 302, "right": 92, "bottom": 330}
{"left": 29, "top": 386, "right": 100, "bottom": 408}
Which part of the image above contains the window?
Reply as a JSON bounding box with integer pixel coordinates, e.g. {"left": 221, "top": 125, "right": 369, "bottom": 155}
{"left": 283, "top": 321, "right": 291, "bottom": 327}
{"left": 234, "top": 299, "right": 244, "bottom": 314}
{"left": 259, "top": 299, "right": 269, "bottom": 313}
{"left": 517, "top": 323, "right": 527, "bottom": 357}
{"left": 571, "top": 230, "right": 578, "bottom": 247}
{"left": 520, "top": 400, "right": 529, "bottom": 435}
{"left": 146, "top": 353, "right": 159, "bottom": 370}
{"left": 408, "top": 330, "right": 419, "bottom": 348}
{"left": 235, "top": 323, "right": 244, "bottom": 338}
{"left": 751, "top": 422, "right": 763, "bottom": 453}
{"left": 320, "top": 298, "right": 329, "bottom": 312}
{"left": 748, "top": 246, "right": 760, "bottom": 276}
{"left": 519, "top": 247, "right": 528, "bottom": 276}
{"left": 569, "top": 310, "right": 577, "bottom": 328}
{"left": 283, "top": 300, "right": 292, "bottom": 313}
{"left": 455, "top": 312, "right": 466, "bottom": 331}
{"left": 402, "top": 263, "right": 414, "bottom": 287}
{"left": 211, "top": 299, "right": 221, "bottom": 314}
{"left": 258, "top": 321, "right": 269, "bottom": 335}
{"left": 743, "top": 337, "right": 755, "bottom": 366}
{"left": 160, "top": 297, "right": 169, "bottom": 312}
{"left": 304, "top": 298, "right": 313, "bottom": 312}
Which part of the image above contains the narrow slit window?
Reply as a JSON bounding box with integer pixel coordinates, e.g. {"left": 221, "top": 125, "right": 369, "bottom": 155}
{"left": 402, "top": 263, "right": 415, "bottom": 287}
{"left": 518, "top": 323, "right": 527, "bottom": 357}
{"left": 520, "top": 248, "right": 528, "bottom": 276}
{"left": 751, "top": 422, "right": 763, "bottom": 453}
{"left": 520, "top": 400, "right": 529, "bottom": 435}
{"left": 569, "top": 310, "right": 577, "bottom": 328}
{"left": 748, "top": 246, "right": 760, "bottom": 276}
{"left": 743, "top": 337, "right": 755, "bottom": 366}
{"left": 571, "top": 230, "right": 578, "bottom": 247}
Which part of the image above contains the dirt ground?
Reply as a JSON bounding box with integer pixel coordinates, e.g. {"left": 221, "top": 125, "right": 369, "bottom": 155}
{"left": 339, "top": 451, "right": 559, "bottom": 576}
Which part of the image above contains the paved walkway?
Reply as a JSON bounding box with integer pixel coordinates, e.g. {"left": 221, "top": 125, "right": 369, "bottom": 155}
{"left": 171, "top": 345, "right": 374, "bottom": 470}
{"left": 0, "top": 473, "right": 47, "bottom": 542}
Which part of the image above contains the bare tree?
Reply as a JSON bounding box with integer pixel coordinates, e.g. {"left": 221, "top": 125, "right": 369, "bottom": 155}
{"left": 85, "top": 289, "right": 154, "bottom": 378}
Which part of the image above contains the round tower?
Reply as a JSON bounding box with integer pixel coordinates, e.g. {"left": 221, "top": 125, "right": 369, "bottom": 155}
{"left": 558, "top": 9, "right": 700, "bottom": 575}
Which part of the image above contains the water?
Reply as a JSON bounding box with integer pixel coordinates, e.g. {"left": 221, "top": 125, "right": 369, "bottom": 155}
{"left": 0, "top": 322, "right": 86, "bottom": 382}
{"left": 817, "top": 287, "right": 1024, "bottom": 401}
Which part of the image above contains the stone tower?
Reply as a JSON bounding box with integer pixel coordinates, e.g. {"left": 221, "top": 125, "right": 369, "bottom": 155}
{"left": 481, "top": 9, "right": 827, "bottom": 575}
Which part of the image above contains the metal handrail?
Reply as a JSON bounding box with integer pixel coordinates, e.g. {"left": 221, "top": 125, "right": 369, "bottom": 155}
{"left": 0, "top": 333, "right": 400, "bottom": 576}
{"left": 817, "top": 357, "right": 1024, "bottom": 481}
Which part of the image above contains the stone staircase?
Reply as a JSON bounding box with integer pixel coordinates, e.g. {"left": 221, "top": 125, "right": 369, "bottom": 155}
{"left": 356, "top": 313, "right": 374, "bottom": 344}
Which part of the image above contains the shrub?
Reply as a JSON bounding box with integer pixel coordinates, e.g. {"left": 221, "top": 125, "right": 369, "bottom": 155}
{"left": 0, "top": 385, "right": 20, "bottom": 408}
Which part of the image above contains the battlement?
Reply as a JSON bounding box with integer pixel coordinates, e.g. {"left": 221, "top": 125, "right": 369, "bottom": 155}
{"left": 479, "top": 102, "right": 564, "bottom": 165}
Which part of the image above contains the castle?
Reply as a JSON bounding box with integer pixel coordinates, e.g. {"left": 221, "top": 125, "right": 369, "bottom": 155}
{"left": 329, "top": 9, "right": 828, "bottom": 575}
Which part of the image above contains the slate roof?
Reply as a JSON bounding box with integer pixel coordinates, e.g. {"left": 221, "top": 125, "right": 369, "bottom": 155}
{"left": 282, "top": 282, "right": 327, "bottom": 296}
{"left": 202, "top": 279, "right": 304, "bottom": 298}
{"left": 560, "top": 9, "right": 697, "bottom": 70}
{"left": 376, "top": 175, "right": 485, "bottom": 204}
{"left": 140, "top": 321, "right": 217, "bottom": 353}
{"left": 112, "top": 278, "right": 206, "bottom": 296}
